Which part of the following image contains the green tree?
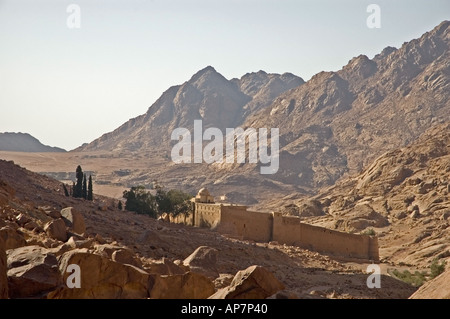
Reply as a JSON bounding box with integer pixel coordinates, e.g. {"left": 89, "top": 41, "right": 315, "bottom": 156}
{"left": 123, "top": 185, "right": 192, "bottom": 218}
{"left": 87, "top": 175, "right": 93, "bottom": 201}
{"left": 164, "top": 189, "right": 192, "bottom": 217}
{"left": 118, "top": 200, "right": 123, "bottom": 210}
{"left": 73, "top": 165, "right": 83, "bottom": 198}
{"left": 155, "top": 185, "right": 171, "bottom": 215}
{"left": 123, "top": 186, "right": 157, "bottom": 218}
{"left": 82, "top": 173, "right": 87, "bottom": 199}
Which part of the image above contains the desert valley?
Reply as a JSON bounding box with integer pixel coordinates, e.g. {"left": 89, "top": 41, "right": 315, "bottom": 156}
{"left": 1, "top": 20, "right": 449, "bottom": 300}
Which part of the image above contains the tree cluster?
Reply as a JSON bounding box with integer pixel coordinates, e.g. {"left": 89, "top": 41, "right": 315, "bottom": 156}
{"left": 69, "top": 165, "right": 93, "bottom": 200}
{"left": 122, "top": 185, "right": 192, "bottom": 218}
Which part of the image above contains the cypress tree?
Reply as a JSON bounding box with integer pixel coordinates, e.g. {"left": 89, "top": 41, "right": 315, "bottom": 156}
{"left": 82, "top": 173, "right": 87, "bottom": 199}
{"left": 63, "top": 184, "right": 70, "bottom": 197}
{"left": 87, "top": 175, "right": 93, "bottom": 201}
{"left": 74, "top": 165, "right": 83, "bottom": 198}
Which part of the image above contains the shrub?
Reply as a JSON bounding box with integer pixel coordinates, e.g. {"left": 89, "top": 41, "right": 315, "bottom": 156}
{"left": 430, "top": 259, "right": 446, "bottom": 279}
{"left": 390, "top": 269, "right": 426, "bottom": 287}
{"left": 362, "top": 228, "right": 376, "bottom": 236}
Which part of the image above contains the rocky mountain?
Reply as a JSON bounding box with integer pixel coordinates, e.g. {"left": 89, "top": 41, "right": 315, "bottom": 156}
{"left": 231, "top": 70, "right": 305, "bottom": 117}
{"left": 76, "top": 67, "right": 303, "bottom": 153}
{"left": 245, "top": 20, "right": 450, "bottom": 190}
{"left": 265, "top": 122, "right": 450, "bottom": 273}
{"left": 0, "top": 133, "right": 66, "bottom": 153}
{"left": 73, "top": 20, "right": 449, "bottom": 206}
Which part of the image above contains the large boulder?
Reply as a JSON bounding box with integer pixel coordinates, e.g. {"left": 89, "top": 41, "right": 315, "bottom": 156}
{"left": 409, "top": 268, "right": 450, "bottom": 299}
{"left": 209, "top": 265, "right": 284, "bottom": 299}
{"left": 66, "top": 236, "right": 93, "bottom": 249}
{"left": 111, "top": 248, "right": 142, "bottom": 268}
{"left": 0, "top": 226, "right": 27, "bottom": 250}
{"left": 183, "top": 246, "right": 219, "bottom": 279}
{"left": 44, "top": 218, "right": 67, "bottom": 242}
{"left": 48, "top": 249, "right": 150, "bottom": 299}
{"left": 149, "top": 271, "right": 215, "bottom": 299}
{"left": 0, "top": 237, "right": 8, "bottom": 298}
{"left": 144, "top": 258, "right": 187, "bottom": 276}
{"left": 7, "top": 245, "right": 62, "bottom": 298}
{"left": 93, "top": 243, "right": 125, "bottom": 258}
{"left": 60, "top": 207, "right": 86, "bottom": 235}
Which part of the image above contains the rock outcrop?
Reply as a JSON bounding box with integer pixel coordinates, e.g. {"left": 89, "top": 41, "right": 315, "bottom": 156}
{"left": 183, "top": 246, "right": 219, "bottom": 279}
{"left": 44, "top": 218, "right": 67, "bottom": 242}
{"left": 409, "top": 268, "right": 450, "bottom": 299}
{"left": 48, "top": 249, "right": 150, "bottom": 299}
{"left": 60, "top": 207, "right": 86, "bottom": 235}
{"left": 209, "top": 265, "right": 285, "bottom": 299}
{"left": 149, "top": 271, "right": 215, "bottom": 299}
{"left": 0, "top": 226, "right": 27, "bottom": 250}
{"left": 7, "top": 245, "right": 62, "bottom": 298}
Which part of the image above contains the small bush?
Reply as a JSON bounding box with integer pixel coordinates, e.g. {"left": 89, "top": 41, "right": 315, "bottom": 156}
{"left": 430, "top": 259, "right": 446, "bottom": 279}
{"left": 391, "top": 269, "right": 426, "bottom": 287}
{"left": 362, "top": 228, "right": 376, "bottom": 236}
{"left": 390, "top": 258, "right": 447, "bottom": 287}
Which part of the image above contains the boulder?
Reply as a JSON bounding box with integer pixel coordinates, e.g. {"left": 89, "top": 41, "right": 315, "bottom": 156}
{"left": 24, "top": 220, "right": 40, "bottom": 231}
{"left": 0, "top": 237, "right": 8, "bottom": 298}
{"left": 111, "top": 248, "right": 141, "bottom": 268}
{"left": 66, "top": 236, "right": 94, "bottom": 249}
{"left": 45, "top": 210, "right": 62, "bottom": 219}
{"left": 409, "top": 268, "right": 450, "bottom": 299}
{"left": 145, "top": 258, "right": 186, "bottom": 275}
{"left": 0, "top": 226, "right": 27, "bottom": 250}
{"left": 183, "top": 246, "right": 219, "bottom": 279}
{"left": 93, "top": 243, "right": 124, "bottom": 258}
{"left": 48, "top": 249, "right": 150, "bottom": 299}
{"left": 149, "top": 271, "right": 215, "bottom": 299}
{"left": 44, "top": 218, "right": 67, "bottom": 242}
{"left": 7, "top": 245, "right": 62, "bottom": 298}
{"left": 60, "top": 207, "right": 86, "bottom": 235}
{"left": 15, "top": 213, "right": 31, "bottom": 226}
{"left": 395, "top": 211, "right": 408, "bottom": 220}
{"left": 286, "top": 199, "right": 324, "bottom": 217}
{"left": 209, "top": 265, "right": 284, "bottom": 299}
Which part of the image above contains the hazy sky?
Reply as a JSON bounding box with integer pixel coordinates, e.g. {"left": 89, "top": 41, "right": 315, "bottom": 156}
{"left": 0, "top": 0, "right": 448, "bottom": 151}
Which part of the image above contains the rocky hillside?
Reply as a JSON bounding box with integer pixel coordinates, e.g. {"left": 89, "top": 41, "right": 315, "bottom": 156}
{"left": 245, "top": 20, "right": 450, "bottom": 189}
{"left": 0, "top": 159, "right": 417, "bottom": 299}
{"left": 70, "top": 21, "right": 449, "bottom": 205}
{"left": 266, "top": 122, "right": 450, "bottom": 278}
{"left": 0, "top": 133, "right": 66, "bottom": 153}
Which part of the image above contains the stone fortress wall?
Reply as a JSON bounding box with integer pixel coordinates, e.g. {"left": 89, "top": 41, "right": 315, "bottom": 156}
{"left": 173, "top": 188, "right": 379, "bottom": 261}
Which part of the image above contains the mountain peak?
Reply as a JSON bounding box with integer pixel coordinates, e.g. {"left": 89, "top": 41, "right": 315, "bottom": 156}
{"left": 373, "top": 46, "right": 397, "bottom": 61}
{"left": 0, "top": 132, "right": 66, "bottom": 152}
{"left": 189, "top": 66, "right": 219, "bottom": 82}
{"left": 431, "top": 20, "right": 449, "bottom": 36}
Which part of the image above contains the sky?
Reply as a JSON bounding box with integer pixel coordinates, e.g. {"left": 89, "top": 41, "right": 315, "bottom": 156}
{"left": 0, "top": 0, "right": 448, "bottom": 151}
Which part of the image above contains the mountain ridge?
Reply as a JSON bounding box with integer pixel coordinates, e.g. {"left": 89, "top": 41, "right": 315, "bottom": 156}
{"left": 0, "top": 132, "right": 66, "bottom": 153}
{"left": 72, "top": 20, "right": 449, "bottom": 205}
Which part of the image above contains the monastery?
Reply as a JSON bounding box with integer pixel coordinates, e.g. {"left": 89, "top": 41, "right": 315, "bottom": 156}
{"left": 171, "top": 188, "right": 379, "bottom": 261}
